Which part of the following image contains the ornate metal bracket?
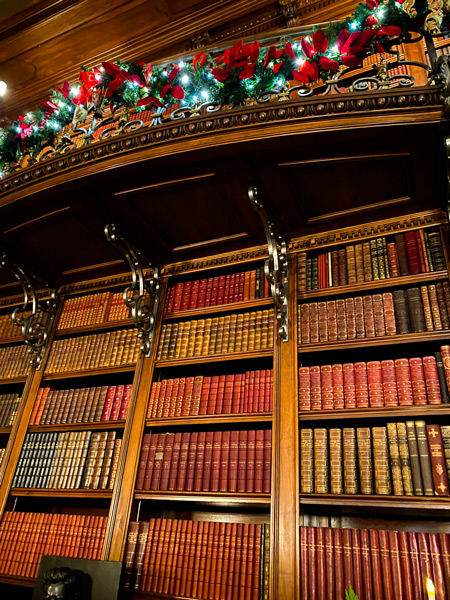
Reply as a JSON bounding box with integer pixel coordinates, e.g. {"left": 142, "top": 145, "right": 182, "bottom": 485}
{"left": 248, "top": 186, "right": 289, "bottom": 342}
{"left": 445, "top": 136, "right": 450, "bottom": 222}
{"left": 104, "top": 224, "right": 160, "bottom": 356}
{"left": 0, "top": 252, "right": 57, "bottom": 369}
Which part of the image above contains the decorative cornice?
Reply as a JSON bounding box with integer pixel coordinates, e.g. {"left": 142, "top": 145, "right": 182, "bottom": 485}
{"left": 0, "top": 87, "right": 446, "bottom": 203}
{"left": 162, "top": 246, "right": 269, "bottom": 276}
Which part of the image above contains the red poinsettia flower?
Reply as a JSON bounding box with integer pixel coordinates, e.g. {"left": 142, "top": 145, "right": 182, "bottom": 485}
{"left": 13, "top": 115, "right": 34, "bottom": 142}
{"left": 263, "top": 45, "right": 283, "bottom": 69}
{"left": 212, "top": 40, "right": 260, "bottom": 82}
{"left": 55, "top": 81, "right": 71, "bottom": 99}
{"left": 39, "top": 100, "right": 59, "bottom": 121}
{"left": 160, "top": 64, "right": 185, "bottom": 100}
{"left": 143, "top": 63, "right": 152, "bottom": 85}
{"left": 193, "top": 52, "right": 208, "bottom": 71}
{"left": 136, "top": 95, "right": 165, "bottom": 109}
{"left": 292, "top": 59, "right": 319, "bottom": 83}
{"left": 319, "top": 57, "right": 340, "bottom": 71}
{"left": 366, "top": 0, "right": 380, "bottom": 8}
{"left": 101, "top": 62, "right": 144, "bottom": 99}
{"left": 365, "top": 14, "right": 379, "bottom": 27}
{"left": 301, "top": 30, "right": 328, "bottom": 59}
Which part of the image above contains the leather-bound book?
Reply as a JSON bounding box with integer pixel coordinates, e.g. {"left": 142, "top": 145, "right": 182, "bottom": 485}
{"left": 424, "top": 355, "right": 443, "bottom": 405}
{"left": 332, "top": 363, "right": 345, "bottom": 409}
{"left": 310, "top": 366, "right": 322, "bottom": 411}
{"left": 123, "top": 521, "right": 139, "bottom": 588}
{"left": 335, "top": 299, "right": 347, "bottom": 342}
{"left": 343, "top": 428, "right": 358, "bottom": 494}
{"left": 426, "top": 424, "right": 450, "bottom": 496}
{"left": 324, "top": 527, "right": 335, "bottom": 600}
{"left": 363, "top": 295, "right": 376, "bottom": 338}
{"left": 405, "top": 231, "right": 422, "bottom": 274}
{"left": 406, "top": 421, "right": 424, "bottom": 495}
{"left": 311, "top": 257, "right": 319, "bottom": 290}
{"left": 387, "top": 242, "right": 401, "bottom": 277}
{"left": 416, "top": 229, "right": 428, "bottom": 272}
{"left": 316, "top": 527, "right": 326, "bottom": 600}
{"left": 263, "top": 430, "right": 272, "bottom": 493}
{"left": 418, "top": 533, "right": 433, "bottom": 599}
{"left": 409, "top": 357, "right": 428, "bottom": 406}
{"left": 338, "top": 248, "right": 348, "bottom": 286}
{"left": 372, "top": 294, "right": 386, "bottom": 337}
{"left": 428, "top": 231, "right": 447, "bottom": 271}
{"left": 300, "top": 304, "right": 311, "bottom": 345}
{"left": 442, "top": 282, "right": 450, "bottom": 316}
{"left": 359, "top": 529, "right": 374, "bottom": 600}
{"left": 429, "top": 533, "right": 446, "bottom": 599}
{"left": 406, "top": 531, "right": 422, "bottom": 599}
{"left": 388, "top": 530, "right": 404, "bottom": 600}
{"left": 245, "top": 429, "right": 256, "bottom": 494}
{"left": 352, "top": 528, "right": 363, "bottom": 600}
{"left": 132, "top": 521, "right": 150, "bottom": 591}
{"left": 438, "top": 533, "right": 450, "bottom": 599}
{"left": 159, "top": 433, "right": 175, "bottom": 491}
{"left": 378, "top": 530, "right": 394, "bottom": 600}
{"left": 342, "top": 528, "right": 354, "bottom": 592}
{"left": 201, "top": 431, "right": 214, "bottom": 492}
{"left": 380, "top": 237, "right": 389, "bottom": 279}
{"left": 300, "top": 527, "right": 309, "bottom": 600}
{"left": 398, "top": 531, "right": 414, "bottom": 600}
{"left": 372, "top": 427, "right": 391, "bottom": 495}
{"left": 367, "top": 361, "right": 383, "bottom": 408}
{"left": 321, "top": 364, "right": 334, "bottom": 410}
{"left": 354, "top": 362, "right": 369, "bottom": 408}
{"left": 309, "top": 302, "right": 319, "bottom": 344}
{"left": 329, "top": 428, "right": 343, "bottom": 494}
{"left": 395, "top": 358, "right": 414, "bottom": 406}
{"left": 387, "top": 422, "right": 404, "bottom": 495}
{"left": 440, "top": 426, "right": 450, "bottom": 483}
{"left": 429, "top": 284, "right": 444, "bottom": 330}
{"left": 327, "top": 301, "right": 338, "bottom": 342}
{"left": 299, "top": 366, "right": 311, "bottom": 411}
{"left": 421, "top": 285, "right": 435, "bottom": 331}
{"left": 314, "top": 428, "right": 329, "bottom": 494}
{"left": 318, "top": 301, "right": 328, "bottom": 343}
{"left": 355, "top": 243, "right": 365, "bottom": 283}
{"left": 397, "top": 422, "right": 414, "bottom": 496}
{"left": 345, "top": 297, "right": 357, "bottom": 339}
{"left": 382, "top": 292, "right": 397, "bottom": 336}
{"left": 343, "top": 363, "right": 356, "bottom": 409}
{"left": 300, "top": 429, "right": 314, "bottom": 493}
{"left": 415, "top": 420, "right": 434, "bottom": 496}
{"left": 436, "top": 282, "right": 450, "bottom": 328}
{"left": 395, "top": 232, "right": 411, "bottom": 275}
{"left": 393, "top": 289, "right": 411, "bottom": 334}
{"left": 370, "top": 239, "right": 380, "bottom": 280}
{"left": 357, "top": 428, "right": 373, "bottom": 495}
{"left": 308, "top": 526, "right": 317, "bottom": 600}
{"left": 334, "top": 528, "right": 345, "bottom": 600}
{"left": 362, "top": 241, "right": 372, "bottom": 281}
{"left": 354, "top": 296, "right": 366, "bottom": 339}
{"left": 381, "top": 359, "right": 398, "bottom": 406}
{"left": 406, "top": 287, "right": 427, "bottom": 333}
{"left": 346, "top": 245, "right": 357, "bottom": 284}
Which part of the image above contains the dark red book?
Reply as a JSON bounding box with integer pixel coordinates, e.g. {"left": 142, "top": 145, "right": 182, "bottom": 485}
{"left": 228, "top": 430, "right": 239, "bottom": 492}
{"left": 429, "top": 533, "right": 446, "bottom": 600}
{"left": 101, "top": 385, "right": 116, "bottom": 421}
{"left": 352, "top": 528, "right": 363, "bottom": 600}
{"left": 136, "top": 433, "right": 151, "bottom": 489}
{"left": 426, "top": 424, "right": 450, "bottom": 496}
{"left": 263, "top": 429, "right": 271, "bottom": 493}
{"left": 246, "top": 429, "right": 256, "bottom": 493}
{"left": 143, "top": 434, "right": 158, "bottom": 490}
{"left": 388, "top": 530, "right": 403, "bottom": 600}
{"left": 438, "top": 533, "right": 450, "bottom": 599}
{"left": 118, "top": 384, "right": 133, "bottom": 420}
{"left": 237, "top": 430, "right": 248, "bottom": 493}
{"left": 150, "top": 434, "right": 166, "bottom": 490}
{"left": 378, "top": 530, "right": 394, "bottom": 600}
{"left": 132, "top": 521, "right": 150, "bottom": 590}
{"left": 308, "top": 527, "right": 317, "bottom": 600}
{"left": 398, "top": 531, "right": 414, "bottom": 600}
{"left": 176, "top": 432, "right": 190, "bottom": 491}
{"left": 159, "top": 433, "right": 174, "bottom": 490}
{"left": 110, "top": 385, "right": 125, "bottom": 420}
{"left": 395, "top": 233, "right": 411, "bottom": 275}
{"left": 300, "top": 527, "right": 309, "bottom": 600}
{"left": 185, "top": 431, "right": 198, "bottom": 492}
{"left": 222, "top": 374, "right": 234, "bottom": 414}
{"left": 210, "top": 431, "right": 222, "bottom": 492}
{"left": 342, "top": 528, "right": 353, "bottom": 592}
{"left": 405, "top": 231, "right": 422, "bottom": 274}
{"left": 360, "top": 529, "right": 373, "bottom": 600}
{"left": 407, "top": 532, "right": 423, "bottom": 600}
{"left": 418, "top": 532, "right": 433, "bottom": 599}
{"left": 168, "top": 432, "right": 182, "bottom": 491}
{"left": 369, "top": 529, "right": 384, "bottom": 600}
{"left": 202, "top": 431, "right": 214, "bottom": 492}
{"left": 193, "top": 431, "right": 206, "bottom": 492}
{"left": 123, "top": 521, "right": 139, "bottom": 588}
{"left": 215, "top": 375, "right": 226, "bottom": 414}
{"left": 316, "top": 527, "right": 326, "bottom": 600}
{"left": 333, "top": 528, "right": 345, "bottom": 600}
{"left": 324, "top": 527, "right": 335, "bottom": 600}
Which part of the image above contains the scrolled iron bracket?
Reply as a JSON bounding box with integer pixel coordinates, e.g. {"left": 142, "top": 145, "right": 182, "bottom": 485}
{"left": 248, "top": 186, "right": 289, "bottom": 342}
{"left": 0, "top": 252, "right": 57, "bottom": 370}
{"left": 104, "top": 224, "right": 160, "bottom": 357}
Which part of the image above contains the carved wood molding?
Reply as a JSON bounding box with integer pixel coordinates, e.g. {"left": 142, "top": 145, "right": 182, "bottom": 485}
{"left": 0, "top": 88, "right": 445, "bottom": 203}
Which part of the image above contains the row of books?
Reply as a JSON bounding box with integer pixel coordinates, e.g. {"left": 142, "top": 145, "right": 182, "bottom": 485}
{"left": 123, "top": 518, "right": 270, "bottom": 600}
{"left": 298, "top": 283, "right": 450, "bottom": 345}
{"left": 0, "top": 313, "right": 18, "bottom": 340}
{"left": 136, "top": 430, "right": 272, "bottom": 494}
{"left": 0, "top": 511, "right": 107, "bottom": 578}
{"left": 300, "top": 421, "right": 450, "bottom": 497}
{"left": 0, "top": 344, "right": 29, "bottom": 379}
{"left": 300, "top": 525, "right": 450, "bottom": 600}
{"left": 165, "top": 267, "right": 271, "bottom": 313}
{"left": 148, "top": 370, "right": 273, "bottom": 418}
{"left": 12, "top": 431, "right": 121, "bottom": 490}
{"left": 299, "top": 227, "right": 445, "bottom": 291}
{"left": 298, "top": 350, "right": 450, "bottom": 411}
{"left": 0, "top": 392, "right": 20, "bottom": 427}
{"left": 58, "top": 290, "right": 130, "bottom": 329}
{"left": 157, "top": 309, "right": 274, "bottom": 361}
{"left": 45, "top": 328, "right": 140, "bottom": 374}
{"left": 30, "top": 384, "right": 133, "bottom": 425}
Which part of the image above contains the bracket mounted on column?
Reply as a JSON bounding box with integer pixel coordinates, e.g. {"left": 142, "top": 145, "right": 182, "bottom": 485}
{"left": 248, "top": 186, "right": 289, "bottom": 342}
{"left": 0, "top": 252, "right": 57, "bottom": 370}
{"left": 105, "top": 224, "right": 160, "bottom": 357}
{"left": 445, "top": 136, "right": 450, "bottom": 222}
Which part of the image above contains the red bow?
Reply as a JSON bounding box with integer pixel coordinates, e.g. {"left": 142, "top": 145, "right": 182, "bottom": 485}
{"left": 160, "top": 65, "right": 185, "bottom": 100}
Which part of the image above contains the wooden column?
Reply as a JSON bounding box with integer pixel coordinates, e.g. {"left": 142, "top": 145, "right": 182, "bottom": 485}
{"left": 270, "top": 254, "right": 299, "bottom": 600}
{"left": 402, "top": 40, "right": 428, "bottom": 86}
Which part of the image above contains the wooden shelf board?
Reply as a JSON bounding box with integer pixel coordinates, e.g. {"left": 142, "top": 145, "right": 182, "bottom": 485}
{"left": 146, "top": 413, "right": 272, "bottom": 427}
{"left": 0, "top": 336, "right": 24, "bottom": 346}
{"left": 299, "top": 405, "right": 450, "bottom": 421}
{"left": 298, "top": 270, "right": 448, "bottom": 300}
{"left": 29, "top": 420, "right": 126, "bottom": 432}
{"left": 134, "top": 491, "right": 271, "bottom": 506}
{"left": 164, "top": 297, "right": 273, "bottom": 320}
{"left": 42, "top": 364, "right": 136, "bottom": 381}
{"left": 298, "top": 330, "right": 450, "bottom": 353}
{"left": 0, "top": 376, "right": 28, "bottom": 385}
{"left": 55, "top": 318, "right": 133, "bottom": 337}
{"left": 156, "top": 349, "right": 273, "bottom": 368}
{"left": 300, "top": 493, "right": 450, "bottom": 510}
{"left": 10, "top": 488, "right": 113, "bottom": 498}
{"left": 0, "top": 574, "right": 35, "bottom": 587}
{"left": 0, "top": 426, "right": 12, "bottom": 434}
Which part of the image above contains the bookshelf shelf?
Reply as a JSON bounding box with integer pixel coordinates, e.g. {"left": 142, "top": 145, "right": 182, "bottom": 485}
{"left": 163, "top": 297, "right": 273, "bottom": 320}
{"left": 299, "top": 493, "right": 450, "bottom": 511}
{"left": 10, "top": 488, "right": 114, "bottom": 498}
{"left": 146, "top": 413, "right": 272, "bottom": 428}
{"left": 42, "top": 364, "right": 136, "bottom": 381}
{"left": 0, "top": 376, "right": 28, "bottom": 385}
{"left": 134, "top": 490, "right": 271, "bottom": 506}
{"left": 0, "top": 426, "right": 12, "bottom": 434}
{"left": 298, "top": 329, "right": 450, "bottom": 353}
{"left": 156, "top": 349, "right": 273, "bottom": 368}
{"left": 299, "top": 405, "right": 450, "bottom": 421}
{"left": 29, "top": 420, "right": 126, "bottom": 432}
{"left": 0, "top": 335, "right": 23, "bottom": 347}
{"left": 298, "top": 270, "right": 448, "bottom": 300}
{"left": 0, "top": 574, "right": 34, "bottom": 587}
{"left": 55, "top": 318, "right": 134, "bottom": 337}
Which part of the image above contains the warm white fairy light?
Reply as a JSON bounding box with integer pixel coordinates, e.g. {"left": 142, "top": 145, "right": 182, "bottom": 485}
{"left": 181, "top": 75, "right": 189, "bottom": 84}
{"left": 426, "top": 579, "right": 436, "bottom": 600}
{"left": 71, "top": 86, "right": 80, "bottom": 95}
{"left": 201, "top": 90, "right": 208, "bottom": 99}
{"left": 0, "top": 81, "right": 7, "bottom": 97}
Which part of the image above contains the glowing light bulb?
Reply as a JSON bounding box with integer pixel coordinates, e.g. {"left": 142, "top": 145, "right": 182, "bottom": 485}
{"left": 71, "top": 86, "right": 80, "bottom": 96}
{"left": 181, "top": 75, "right": 190, "bottom": 84}
{"left": 426, "top": 579, "right": 436, "bottom": 600}
{"left": 26, "top": 113, "right": 32, "bottom": 119}
{"left": 201, "top": 90, "right": 208, "bottom": 99}
{"left": 0, "top": 81, "right": 7, "bottom": 97}
{"left": 296, "top": 58, "right": 305, "bottom": 66}
{"left": 350, "top": 22, "right": 358, "bottom": 30}
{"left": 193, "top": 95, "right": 198, "bottom": 102}
{"left": 178, "top": 61, "right": 185, "bottom": 68}
{"left": 277, "top": 79, "right": 283, "bottom": 86}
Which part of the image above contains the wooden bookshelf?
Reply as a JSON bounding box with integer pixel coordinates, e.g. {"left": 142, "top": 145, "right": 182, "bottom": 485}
{"left": 146, "top": 413, "right": 272, "bottom": 428}
{"left": 163, "top": 296, "right": 273, "bottom": 320}
{"left": 0, "top": 336, "right": 23, "bottom": 347}
{"left": 10, "top": 488, "right": 114, "bottom": 498}
{"left": 55, "top": 317, "right": 134, "bottom": 337}
{"left": 299, "top": 405, "right": 450, "bottom": 421}
{"left": 42, "top": 364, "right": 136, "bottom": 380}
{"left": 156, "top": 348, "right": 273, "bottom": 368}
{"left": 299, "top": 493, "right": 450, "bottom": 511}
{"left": 28, "top": 420, "right": 127, "bottom": 432}
{"left": 134, "top": 490, "right": 271, "bottom": 506}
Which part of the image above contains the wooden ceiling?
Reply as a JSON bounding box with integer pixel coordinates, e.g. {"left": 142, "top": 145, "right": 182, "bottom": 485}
{"left": 0, "top": 0, "right": 358, "bottom": 122}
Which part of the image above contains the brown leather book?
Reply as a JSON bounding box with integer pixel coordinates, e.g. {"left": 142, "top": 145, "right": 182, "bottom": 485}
{"left": 308, "top": 526, "right": 317, "bottom": 600}
{"left": 316, "top": 527, "right": 326, "bottom": 600}
{"left": 406, "top": 287, "right": 426, "bottom": 333}
{"left": 426, "top": 424, "right": 450, "bottom": 496}
{"left": 342, "top": 528, "right": 354, "bottom": 592}
{"left": 360, "top": 529, "right": 374, "bottom": 600}
{"left": 387, "top": 422, "right": 404, "bottom": 495}
{"left": 343, "top": 428, "right": 358, "bottom": 494}
{"left": 324, "top": 527, "right": 335, "bottom": 600}
{"left": 345, "top": 297, "right": 357, "bottom": 339}
{"left": 300, "top": 526, "right": 309, "bottom": 600}
{"left": 398, "top": 531, "right": 414, "bottom": 600}
{"left": 357, "top": 428, "right": 373, "bottom": 495}
{"left": 354, "top": 296, "right": 366, "bottom": 339}
{"left": 406, "top": 421, "right": 424, "bottom": 495}
{"left": 378, "top": 529, "right": 394, "bottom": 600}
{"left": 415, "top": 420, "right": 434, "bottom": 496}
{"left": 314, "top": 428, "right": 328, "bottom": 494}
{"left": 438, "top": 533, "right": 450, "bottom": 599}
{"left": 396, "top": 422, "right": 414, "bottom": 496}
{"left": 352, "top": 528, "right": 363, "bottom": 599}
{"left": 392, "top": 289, "right": 411, "bottom": 334}
{"left": 132, "top": 521, "right": 150, "bottom": 590}
{"left": 420, "top": 285, "right": 435, "bottom": 331}
{"left": 301, "top": 429, "right": 314, "bottom": 494}
{"left": 429, "top": 533, "right": 446, "bottom": 599}
{"left": 363, "top": 295, "right": 376, "bottom": 338}
{"left": 123, "top": 521, "right": 139, "bottom": 588}
{"left": 394, "top": 232, "right": 411, "bottom": 275}
{"left": 334, "top": 527, "right": 345, "bottom": 600}
{"left": 388, "top": 530, "right": 403, "bottom": 600}
{"left": 435, "top": 351, "right": 450, "bottom": 404}
{"left": 417, "top": 532, "right": 433, "bottom": 599}
{"left": 329, "top": 428, "right": 343, "bottom": 494}
{"left": 372, "top": 426, "right": 391, "bottom": 495}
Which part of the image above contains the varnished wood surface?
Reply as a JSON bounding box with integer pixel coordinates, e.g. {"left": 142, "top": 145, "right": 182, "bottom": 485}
{"left": 10, "top": 488, "right": 113, "bottom": 498}
{"left": 134, "top": 491, "right": 271, "bottom": 506}
{"left": 0, "top": 573, "right": 34, "bottom": 587}
{"left": 29, "top": 420, "right": 126, "bottom": 432}
{"left": 163, "top": 297, "right": 273, "bottom": 320}
{"left": 0, "top": 376, "right": 28, "bottom": 385}
{"left": 156, "top": 348, "right": 273, "bottom": 368}
{"left": 300, "top": 493, "right": 450, "bottom": 511}
{"left": 42, "top": 364, "right": 136, "bottom": 380}
{"left": 298, "top": 270, "right": 449, "bottom": 300}
{"left": 55, "top": 318, "right": 133, "bottom": 337}
{"left": 146, "top": 413, "right": 272, "bottom": 428}
{"left": 0, "top": 427, "right": 11, "bottom": 435}
{"left": 0, "top": 335, "right": 23, "bottom": 346}
{"left": 299, "top": 405, "right": 450, "bottom": 421}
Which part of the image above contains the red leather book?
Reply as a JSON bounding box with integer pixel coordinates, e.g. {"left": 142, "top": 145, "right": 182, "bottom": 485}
{"left": 381, "top": 359, "right": 397, "bottom": 407}
{"left": 324, "top": 527, "right": 334, "bottom": 600}
{"left": 438, "top": 533, "right": 450, "bottom": 599}
{"left": 363, "top": 295, "right": 376, "bottom": 338}
{"left": 388, "top": 530, "right": 403, "bottom": 600}
{"left": 239, "top": 523, "right": 249, "bottom": 599}
{"left": 224, "top": 522, "right": 237, "bottom": 600}
{"left": 263, "top": 429, "right": 271, "bottom": 493}
{"left": 210, "top": 430, "right": 222, "bottom": 493}
{"left": 201, "top": 431, "right": 214, "bottom": 492}
{"left": 143, "top": 433, "right": 158, "bottom": 490}
{"left": 318, "top": 301, "right": 328, "bottom": 342}
{"left": 140, "top": 518, "right": 156, "bottom": 592}
{"left": 101, "top": 385, "right": 116, "bottom": 421}
{"left": 180, "top": 280, "right": 192, "bottom": 312}
{"left": 429, "top": 533, "right": 446, "bottom": 600}
{"left": 343, "top": 363, "right": 356, "bottom": 409}
{"left": 185, "top": 431, "right": 198, "bottom": 492}
{"left": 228, "top": 430, "right": 239, "bottom": 492}
{"left": 372, "top": 293, "right": 386, "bottom": 337}
{"left": 162, "top": 379, "right": 174, "bottom": 418}
{"left": 321, "top": 364, "right": 334, "bottom": 410}
{"left": 382, "top": 292, "right": 397, "bottom": 336}
{"left": 237, "top": 430, "right": 248, "bottom": 493}
{"left": 423, "top": 356, "right": 443, "bottom": 405}
{"left": 175, "top": 431, "right": 190, "bottom": 491}
{"left": 222, "top": 374, "right": 234, "bottom": 415}
{"left": 246, "top": 430, "right": 256, "bottom": 493}
{"left": 172, "top": 282, "right": 184, "bottom": 312}
{"left": 342, "top": 528, "right": 354, "bottom": 592}
{"left": 220, "top": 431, "right": 231, "bottom": 492}
{"left": 159, "top": 433, "right": 174, "bottom": 490}
{"left": 204, "top": 277, "right": 214, "bottom": 307}
{"left": 118, "top": 384, "right": 133, "bottom": 420}
{"left": 300, "top": 527, "right": 309, "bottom": 600}
{"left": 197, "top": 277, "right": 208, "bottom": 308}
{"left": 215, "top": 375, "right": 226, "bottom": 414}
{"left": 316, "top": 527, "right": 326, "bottom": 600}
{"left": 198, "top": 376, "right": 211, "bottom": 415}
{"left": 367, "top": 361, "right": 383, "bottom": 408}
{"left": 185, "top": 520, "right": 198, "bottom": 598}
{"left": 333, "top": 528, "right": 345, "bottom": 600}
{"left": 360, "top": 529, "right": 373, "bottom": 600}
{"left": 233, "top": 373, "right": 243, "bottom": 413}
{"left": 409, "top": 357, "right": 428, "bottom": 406}
{"left": 398, "top": 531, "right": 414, "bottom": 600}
{"left": 345, "top": 297, "right": 357, "bottom": 339}
{"left": 156, "top": 380, "right": 167, "bottom": 418}
{"left": 208, "top": 376, "right": 219, "bottom": 416}
{"left": 332, "top": 363, "right": 345, "bottom": 409}
{"left": 418, "top": 532, "right": 433, "bottom": 599}
{"left": 247, "top": 370, "right": 255, "bottom": 413}
{"left": 132, "top": 520, "right": 150, "bottom": 590}
{"left": 193, "top": 431, "right": 206, "bottom": 492}
{"left": 308, "top": 526, "right": 317, "bottom": 600}
{"left": 164, "top": 519, "right": 180, "bottom": 595}
{"left": 354, "top": 362, "right": 369, "bottom": 408}
{"left": 426, "top": 424, "right": 450, "bottom": 496}
{"left": 231, "top": 523, "right": 243, "bottom": 599}
{"left": 300, "top": 303, "right": 311, "bottom": 344}
{"left": 177, "top": 520, "right": 192, "bottom": 596}
{"left": 416, "top": 229, "right": 428, "bottom": 272}
{"left": 192, "top": 520, "right": 206, "bottom": 597}
{"left": 190, "top": 375, "right": 203, "bottom": 416}
{"left": 310, "top": 302, "right": 319, "bottom": 343}
{"left": 253, "top": 370, "right": 261, "bottom": 414}
{"left": 258, "top": 370, "right": 266, "bottom": 413}
{"left": 267, "top": 369, "right": 273, "bottom": 412}
{"left": 387, "top": 242, "right": 401, "bottom": 277}
{"left": 378, "top": 529, "right": 394, "bottom": 600}
{"left": 395, "top": 358, "right": 414, "bottom": 406}
{"left": 369, "top": 529, "right": 384, "bottom": 600}
{"left": 310, "top": 366, "right": 322, "bottom": 410}
{"left": 441, "top": 346, "right": 450, "bottom": 393}
{"left": 168, "top": 432, "right": 182, "bottom": 491}
{"left": 136, "top": 433, "right": 151, "bottom": 489}
{"left": 147, "top": 381, "right": 160, "bottom": 419}
{"left": 253, "top": 430, "right": 265, "bottom": 494}
{"left": 351, "top": 528, "right": 363, "bottom": 600}
{"left": 109, "top": 385, "right": 125, "bottom": 421}
{"left": 188, "top": 279, "right": 200, "bottom": 310}
{"left": 405, "top": 231, "right": 422, "bottom": 274}
{"left": 165, "top": 285, "right": 176, "bottom": 313}
{"left": 213, "top": 521, "right": 227, "bottom": 598}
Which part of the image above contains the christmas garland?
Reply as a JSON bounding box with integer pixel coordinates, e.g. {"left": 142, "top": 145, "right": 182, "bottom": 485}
{"left": 0, "top": 0, "right": 449, "bottom": 173}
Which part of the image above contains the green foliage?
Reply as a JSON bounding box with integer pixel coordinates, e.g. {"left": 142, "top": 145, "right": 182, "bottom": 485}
{"left": 345, "top": 585, "right": 360, "bottom": 600}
